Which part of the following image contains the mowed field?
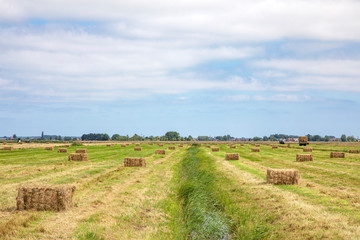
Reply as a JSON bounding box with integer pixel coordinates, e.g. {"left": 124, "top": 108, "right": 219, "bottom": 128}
{"left": 0, "top": 142, "right": 359, "bottom": 239}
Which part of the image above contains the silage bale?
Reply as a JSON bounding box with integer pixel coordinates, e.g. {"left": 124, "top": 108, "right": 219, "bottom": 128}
{"left": 267, "top": 169, "right": 300, "bottom": 185}
{"left": 16, "top": 185, "right": 75, "bottom": 211}
{"left": 296, "top": 154, "right": 313, "bottom": 162}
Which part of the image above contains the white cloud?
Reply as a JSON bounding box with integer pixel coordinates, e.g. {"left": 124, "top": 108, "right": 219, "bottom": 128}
{"left": 254, "top": 59, "right": 360, "bottom": 77}
{"left": 222, "top": 94, "right": 311, "bottom": 102}
{"left": 1, "top": 0, "right": 360, "bottom": 41}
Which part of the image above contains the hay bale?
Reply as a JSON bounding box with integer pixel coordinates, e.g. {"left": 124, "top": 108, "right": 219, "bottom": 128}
{"left": 63, "top": 144, "right": 71, "bottom": 147}
{"left": 44, "top": 147, "right": 54, "bottom": 151}
{"left": 124, "top": 157, "right": 146, "bottom": 167}
{"left": 76, "top": 149, "right": 87, "bottom": 153}
{"left": 330, "top": 152, "right": 345, "bottom": 158}
{"left": 158, "top": 144, "right": 164, "bottom": 146}
{"left": 255, "top": 144, "right": 260, "bottom": 147}
{"left": 229, "top": 145, "right": 236, "bottom": 149}
{"left": 16, "top": 185, "right": 75, "bottom": 211}
{"left": 106, "top": 144, "right": 112, "bottom": 147}
{"left": 251, "top": 148, "right": 260, "bottom": 152}
{"left": 225, "top": 153, "right": 239, "bottom": 160}
{"left": 205, "top": 145, "right": 211, "bottom": 148}
{"left": 148, "top": 143, "right": 153, "bottom": 145}
{"left": 296, "top": 154, "right": 313, "bottom": 162}
{"left": 168, "top": 146, "right": 176, "bottom": 150}
{"left": 303, "top": 147, "right": 312, "bottom": 152}
{"left": 178, "top": 144, "right": 183, "bottom": 147}
{"left": 68, "top": 153, "right": 88, "bottom": 161}
{"left": 349, "top": 149, "right": 359, "bottom": 154}
{"left": 267, "top": 169, "right": 300, "bottom": 185}
{"left": 212, "top": 147, "right": 220, "bottom": 152}
{"left": 57, "top": 148, "right": 68, "bottom": 153}
{"left": 272, "top": 146, "right": 278, "bottom": 149}
{"left": 135, "top": 143, "right": 140, "bottom": 146}
{"left": 134, "top": 147, "right": 142, "bottom": 151}
{"left": 155, "top": 149, "right": 166, "bottom": 155}
{"left": 3, "top": 146, "right": 13, "bottom": 150}
{"left": 121, "top": 144, "right": 126, "bottom": 147}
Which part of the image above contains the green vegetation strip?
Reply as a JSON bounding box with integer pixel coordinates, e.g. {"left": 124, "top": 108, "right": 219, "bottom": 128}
{"left": 174, "top": 146, "right": 270, "bottom": 239}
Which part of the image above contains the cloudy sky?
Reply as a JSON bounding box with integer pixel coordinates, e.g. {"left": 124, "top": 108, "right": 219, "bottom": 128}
{"left": 1, "top": 0, "right": 360, "bottom": 138}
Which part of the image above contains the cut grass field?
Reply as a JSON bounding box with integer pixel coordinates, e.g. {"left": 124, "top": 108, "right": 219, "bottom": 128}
{"left": 0, "top": 142, "right": 359, "bottom": 239}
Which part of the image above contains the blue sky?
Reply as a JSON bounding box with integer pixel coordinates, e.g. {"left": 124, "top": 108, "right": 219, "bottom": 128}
{"left": 0, "top": 0, "right": 360, "bottom": 138}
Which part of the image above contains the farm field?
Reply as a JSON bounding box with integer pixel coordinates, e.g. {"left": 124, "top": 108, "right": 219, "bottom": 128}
{"left": 0, "top": 142, "right": 359, "bottom": 239}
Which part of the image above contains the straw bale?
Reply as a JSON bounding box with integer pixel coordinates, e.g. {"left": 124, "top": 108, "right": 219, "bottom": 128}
{"left": 229, "top": 146, "right": 236, "bottom": 149}
{"left": 251, "top": 148, "right": 260, "bottom": 152}
{"left": 76, "top": 149, "right": 87, "bottom": 153}
{"left": 155, "top": 149, "right": 166, "bottom": 155}
{"left": 68, "top": 153, "right": 88, "bottom": 161}
{"left": 124, "top": 157, "right": 146, "bottom": 167}
{"left": 349, "top": 149, "right": 359, "bottom": 154}
{"left": 158, "top": 144, "right": 164, "bottom": 146}
{"left": 205, "top": 145, "right": 211, "bottom": 148}
{"left": 121, "top": 144, "right": 126, "bottom": 147}
{"left": 212, "top": 147, "right": 220, "bottom": 152}
{"left": 267, "top": 169, "right": 300, "bottom": 185}
{"left": 44, "top": 147, "right": 54, "bottom": 151}
{"left": 57, "top": 148, "right": 68, "bottom": 153}
{"left": 296, "top": 154, "right": 313, "bottom": 162}
{"left": 330, "top": 152, "right": 345, "bottom": 158}
{"left": 3, "top": 146, "right": 13, "bottom": 150}
{"left": 255, "top": 144, "right": 260, "bottom": 147}
{"left": 178, "top": 144, "right": 183, "bottom": 147}
{"left": 168, "top": 146, "right": 176, "bottom": 150}
{"left": 136, "top": 143, "right": 140, "bottom": 146}
{"left": 63, "top": 144, "right": 71, "bottom": 147}
{"left": 16, "top": 185, "right": 75, "bottom": 211}
{"left": 225, "top": 153, "right": 239, "bottom": 160}
{"left": 272, "top": 146, "right": 278, "bottom": 149}
{"left": 303, "top": 147, "right": 312, "bottom": 152}
{"left": 134, "top": 147, "right": 142, "bottom": 151}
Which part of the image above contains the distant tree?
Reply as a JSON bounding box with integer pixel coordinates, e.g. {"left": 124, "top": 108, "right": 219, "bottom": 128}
{"left": 165, "top": 131, "right": 181, "bottom": 141}
{"left": 253, "top": 136, "right": 262, "bottom": 141}
{"left": 263, "top": 136, "right": 269, "bottom": 141}
{"left": 312, "top": 135, "right": 322, "bottom": 141}
{"left": 13, "top": 134, "right": 17, "bottom": 139}
{"left": 111, "top": 134, "right": 120, "bottom": 141}
{"left": 341, "top": 134, "right": 347, "bottom": 142}
{"left": 41, "top": 131, "right": 44, "bottom": 140}
{"left": 269, "top": 135, "right": 276, "bottom": 141}
{"left": 324, "top": 136, "right": 330, "bottom": 142}
{"left": 347, "top": 136, "right": 356, "bottom": 142}
{"left": 197, "top": 136, "right": 209, "bottom": 141}
{"left": 64, "top": 136, "right": 72, "bottom": 141}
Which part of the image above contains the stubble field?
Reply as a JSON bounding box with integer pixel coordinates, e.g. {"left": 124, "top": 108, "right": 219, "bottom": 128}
{"left": 0, "top": 142, "right": 359, "bottom": 239}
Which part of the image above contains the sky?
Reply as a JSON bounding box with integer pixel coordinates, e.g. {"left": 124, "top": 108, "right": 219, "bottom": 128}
{"left": 0, "top": 0, "right": 360, "bottom": 138}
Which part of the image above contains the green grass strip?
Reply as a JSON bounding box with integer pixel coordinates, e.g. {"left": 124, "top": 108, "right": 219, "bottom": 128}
{"left": 178, "top": 146, "right": 231, "bottom": 239}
